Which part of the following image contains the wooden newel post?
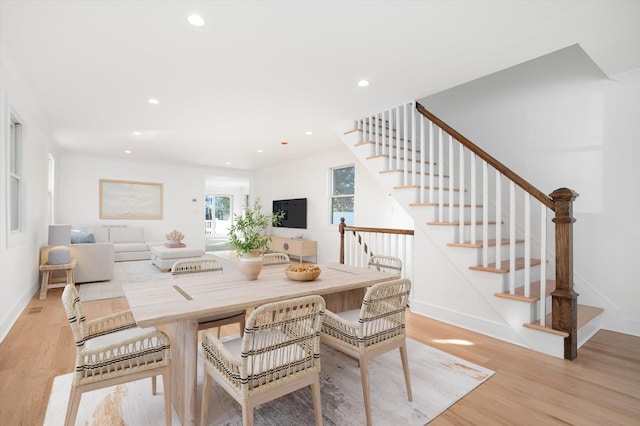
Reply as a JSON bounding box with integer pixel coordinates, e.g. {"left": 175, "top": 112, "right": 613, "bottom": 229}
{"left": 550, "top": 187, "right": 579, "bottom": 360}
{"left": 339, "top": 218, "right": 346, "bottom": 264}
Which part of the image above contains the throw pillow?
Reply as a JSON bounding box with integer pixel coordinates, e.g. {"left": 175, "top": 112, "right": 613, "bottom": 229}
{"left": 70, "top": 229, "right": 96, "bottom": 244}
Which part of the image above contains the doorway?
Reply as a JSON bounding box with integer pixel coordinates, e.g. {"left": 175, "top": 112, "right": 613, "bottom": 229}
{"left": 204, "top": 175, "right": 250, "bottom": 253}
{"left": 205, "top": 194, "right": 233, "bottom": 238}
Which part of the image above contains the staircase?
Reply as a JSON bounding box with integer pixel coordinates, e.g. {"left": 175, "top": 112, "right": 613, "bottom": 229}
{"left": 337, "top": 101, "right": 604, "bottom": 359}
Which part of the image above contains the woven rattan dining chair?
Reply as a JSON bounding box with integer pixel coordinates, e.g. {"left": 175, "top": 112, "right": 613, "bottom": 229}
{"left": 200, "top": 295, "right": 326, "bottom": 426}
{"left": 171, "top": 257, "right": 246, "bottom": 337}
{"left": 367, "top": 254, "right": 402, "bottom": 275}
{"left": 262, "top": 252, "right": 290, "bottom": 266}
{"left": 61, "top": 284, "right": 171, "bottom": 426}
{"left": 321, "top": 278, "right": 412, "bottom": 426}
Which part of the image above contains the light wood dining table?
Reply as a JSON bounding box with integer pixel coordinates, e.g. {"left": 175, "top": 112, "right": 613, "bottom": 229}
{"left": 122, "top": 262, "right": 396, "bottom": 426}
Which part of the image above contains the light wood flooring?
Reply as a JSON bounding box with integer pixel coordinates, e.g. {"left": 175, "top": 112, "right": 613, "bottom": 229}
{"left": 1, "top": 287, "right": 639, "bottom": 425}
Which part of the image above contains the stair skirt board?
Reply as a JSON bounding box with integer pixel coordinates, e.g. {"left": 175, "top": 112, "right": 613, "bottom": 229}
{"left": 410, "top": 300, "right": 565, "bottom": 359}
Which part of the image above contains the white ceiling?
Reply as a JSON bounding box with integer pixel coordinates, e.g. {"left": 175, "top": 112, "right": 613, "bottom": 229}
{"left": 1, "top": 1, "right": 639, "bottom": 171}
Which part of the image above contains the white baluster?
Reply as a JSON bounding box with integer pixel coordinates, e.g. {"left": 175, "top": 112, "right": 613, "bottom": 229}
{"left": 420, "top": 115, "right": 425, "bottom": 204}
{"left": 429, "top": 120, "right": 434, "bottom": 204}
{"left": 395, "top": 107, "right": 401, "bottom": 170}
{"left": 438, "top": 128, "right": 444, "bottom": 221}
{"left": 374, "top": 114, "right": 379, "bottom": 155}
{"left": 509, "top": 182, "right": 516, "bottom": 294}
{"left": 495, "top": 171, "right": 502, "bottom": 270}
{"left": 482, "top": 161, "right": 489, "bottom": 267}
{"left": 459, "top": 143, "right": 465, "bottom": 243}
{"left": 403, "top": 103, "right": 409, "bottom": 186}
{"left": 470, "top": 153, "right": 477, "bottom": 245}
{"left": 384, "top": 110, "right": 389, "bottom": 158}
{"left": 524, "top": 194, "right": 531, "bottom": 298}
{"left": 448, "top": 134, "right": 455, "bottom": 224}
{"left": 411, "top": 101, "right": 417, "bottom": 187}
{"left": 539, "top": 205, "right": 547, "bottom": 326}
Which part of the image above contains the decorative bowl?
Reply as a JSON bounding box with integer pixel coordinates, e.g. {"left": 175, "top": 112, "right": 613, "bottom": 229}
{"left": 285, "top": 264, "right": 321, "bottom": 281}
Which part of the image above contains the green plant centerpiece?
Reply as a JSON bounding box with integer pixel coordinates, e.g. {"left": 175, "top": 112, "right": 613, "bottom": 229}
{"left": 228, "top": 199, "right": 284, "bottom": 280}
{"left": 228, "top": 199, "right": 284, "bottom": 255}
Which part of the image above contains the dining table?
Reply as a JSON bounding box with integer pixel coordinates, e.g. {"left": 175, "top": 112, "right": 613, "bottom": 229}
{"left": 122, "top": 262, "right": 397, "bottom": 426}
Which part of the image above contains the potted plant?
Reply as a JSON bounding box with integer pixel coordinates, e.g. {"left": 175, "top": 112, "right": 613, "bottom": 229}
{"left": 228, "top": 199, "right": 284, "bottom": 279}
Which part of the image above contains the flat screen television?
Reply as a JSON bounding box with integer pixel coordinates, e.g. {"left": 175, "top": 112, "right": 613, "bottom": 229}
{"left": 272, "top": 198, "right": 307, "bottom": 229}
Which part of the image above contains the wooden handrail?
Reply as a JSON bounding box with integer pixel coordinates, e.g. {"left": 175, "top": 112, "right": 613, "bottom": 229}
{"left": 416, "top": 102, "right": 555, "bottom": 211}
{"left": 342, "top": 225, "right": 414, "bottom": 236}
{"left": 339, "top": 218, "right": 414, "bottom": 264}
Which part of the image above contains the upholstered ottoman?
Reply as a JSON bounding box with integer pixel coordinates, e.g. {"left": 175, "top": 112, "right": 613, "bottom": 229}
{"left": 150, "top": 245, "right": 204, "bottom": 272}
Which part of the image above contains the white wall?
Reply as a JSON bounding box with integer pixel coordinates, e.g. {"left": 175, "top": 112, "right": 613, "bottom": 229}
{"left": 419, "top": 45, "right": 640, "bottom": 335}
{"left": 57, "top": 153, "right": 253, "bottom": 250}
{"left": 0, "top": 53, "right": 53, "bottom": 342}
{"left": 253, "top": 144, "right": 413, "bottom": 264}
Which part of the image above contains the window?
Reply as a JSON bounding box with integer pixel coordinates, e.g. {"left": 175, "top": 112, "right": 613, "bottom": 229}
{"left": 330, "top": 165, "right": 355, "bottom": 225}
{"left": 8, "top": 113, "right": 25, "bottom": 238}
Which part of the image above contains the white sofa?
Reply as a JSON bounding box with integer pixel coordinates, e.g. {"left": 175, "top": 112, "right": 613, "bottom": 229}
{"left": 40, "top": 243, "right": 114, "bottom": 284}
{"left": 94, "top": 226, "right": 162, "bottom": 262}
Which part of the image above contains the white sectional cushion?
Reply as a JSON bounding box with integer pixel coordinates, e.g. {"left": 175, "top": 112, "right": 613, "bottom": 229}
{"left": 93, "top": 227, "right": 109, "bottom": 243}
{"left": 110, "top": 227, "right": 144, "bottom": 243}
{"left": 113, "top": 242, "right": 148, "bottom": 252}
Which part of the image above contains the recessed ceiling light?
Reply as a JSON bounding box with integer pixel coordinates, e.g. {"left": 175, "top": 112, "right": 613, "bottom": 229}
{"left": 133, "top": 131, "right": 142, "bottom": 136}
{"left": 305, "top": 131, "right": 313, "bottom": 135}
{"left": 148, "top": 98, "right": 159, "bottom": 104}
{"left": 357, "top": 80, "right": 370, "bottom": 87}
{"left": 187, "top": 14, "right": 205, "bottom": 27}
{"left": 225, "top": 161, "right": 231, "bottom": 165}
{"left": 257, "top": 149, "right": 264, "bottom": 153}
{"left": 124, "top": 150, "right": 132, "bottom": 154}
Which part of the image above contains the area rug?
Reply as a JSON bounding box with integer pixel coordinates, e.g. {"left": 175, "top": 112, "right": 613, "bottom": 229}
{"left": 78, "top": 255, "right": 238, "bottom": 302}
{"left": 43, "top": 338, "right": 494, "bottom": 425}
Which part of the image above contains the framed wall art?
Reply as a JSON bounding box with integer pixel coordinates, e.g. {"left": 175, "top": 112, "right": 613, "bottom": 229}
{"left": 99, "top": 179, "right": 163, "bottom": 219}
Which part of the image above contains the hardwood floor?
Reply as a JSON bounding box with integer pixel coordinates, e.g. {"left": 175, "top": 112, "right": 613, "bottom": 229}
{"left": 1, "top": 288, "right": 639, "bottom": 425}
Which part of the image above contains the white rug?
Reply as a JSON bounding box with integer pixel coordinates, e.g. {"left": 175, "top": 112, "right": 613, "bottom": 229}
{"left": 78, "top": 255, "right": 238, "bottom": 302}
{"left": 44, "top": 338, "right": 494, "bottom": 425}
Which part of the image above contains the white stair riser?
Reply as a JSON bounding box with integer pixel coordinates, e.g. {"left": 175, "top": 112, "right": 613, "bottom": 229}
{"left": 380, "top": 171, "right": 451, "bottom": 188}
{"left": 431, "top": 205, "right": 485, "bottom": 222}
{"left": 395, "top": 187, "right": 467, "bottom": 205}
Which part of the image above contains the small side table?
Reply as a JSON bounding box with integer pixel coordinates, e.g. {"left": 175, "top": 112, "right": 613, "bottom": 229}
{"left": 39, "top": 259, "right": 76, "bottom": 299}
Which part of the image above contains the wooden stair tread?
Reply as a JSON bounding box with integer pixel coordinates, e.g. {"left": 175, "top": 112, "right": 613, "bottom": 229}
{"left": 397, "top": 185, "right": 463, "bottom": 192}
{"left": 367, "top": 154, "right": 427, "bottom": 163}
{"left": 494, "top": 280, "right": 556, "bottom": 303}
{"left": 428, "top": 220, "right": 499, "bottom": 226}
{"left": 380, "top": 169, "right": 446, "bottom": 177}
{"left": 448, "top": 239, "right": 525, "bottom": 248}
{"left": 410, "top": 202, "right": 482, "bottom": 208}
{"left": 469, "top": 258, "right": 541, "bottom": 273}
{"left": 523, "top": 304, "right": 604, "bottom": 337}
{"left": 357, "top": 140, "right": 419, "bottom": 150}
{"left": 344, "top": 128, "right": 362, "bottom": 135}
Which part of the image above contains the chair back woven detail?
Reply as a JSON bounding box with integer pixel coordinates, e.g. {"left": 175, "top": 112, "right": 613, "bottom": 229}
{"left": 324, "top": 279, "right": 411, "bottom": 351}
{"left": 358, "top": 279, "right": 410, "bottom": 348}
{"left": 62, "top": 284, "right": 170, "bottom": 385}
{"left": 62, "top": 284, "right": 138, "bottom": 348}
{"left": 367, "top": 255, "right": 402, "bottom": 275}
{"left": 202, "top": 295, "right": 325, "bottom": 396}
{"left": 171, "top": 257, "right": 223, "bottom": 278}
{"left": 61, "top": 284, "right": 172, "bottom": 426}
{"left": 262, "top": 252, "right": 291, "bottom": 266}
